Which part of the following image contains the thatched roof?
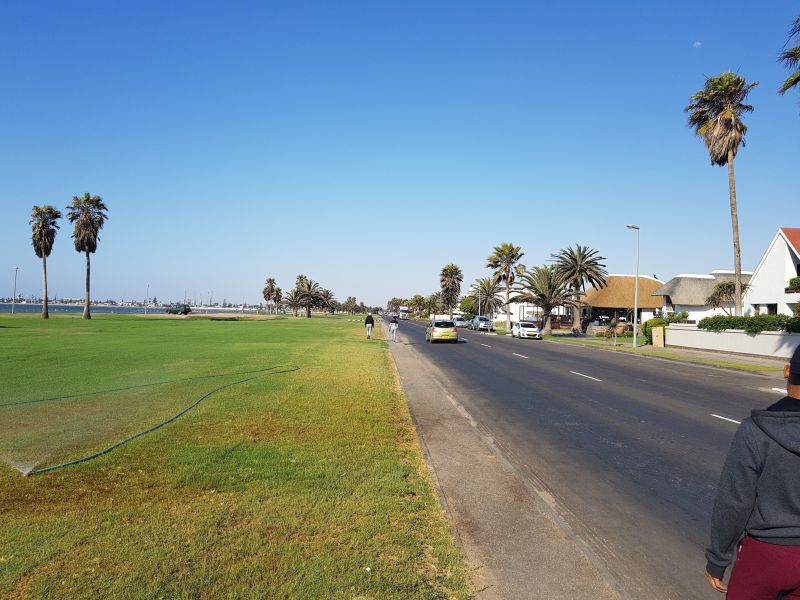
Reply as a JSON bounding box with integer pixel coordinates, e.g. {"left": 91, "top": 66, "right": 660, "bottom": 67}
{"left": 653, "top": 271, "right": 753, "bottom": 306}
{"left": 582, "top": 275, "right": 664, "bottom": 309}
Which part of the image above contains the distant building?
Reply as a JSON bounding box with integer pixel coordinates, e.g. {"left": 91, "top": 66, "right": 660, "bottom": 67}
{"left": 582, "top": 274, "right": 664, "bottom": 323}
{"left": 653, "top": 270, "right": 753, "bottom": 322}
{"left": 745, "top": 227, "right": 800, "bottom": 316}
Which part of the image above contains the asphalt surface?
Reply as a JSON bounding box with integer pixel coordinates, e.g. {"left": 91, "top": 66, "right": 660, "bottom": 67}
{"left": 390, "top": 318, "right": 787, "bottom": 600}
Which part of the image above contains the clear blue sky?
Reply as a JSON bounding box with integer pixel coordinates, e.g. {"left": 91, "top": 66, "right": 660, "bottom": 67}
{"left": 1, "top": 1, "right": 798, "bottom": 307}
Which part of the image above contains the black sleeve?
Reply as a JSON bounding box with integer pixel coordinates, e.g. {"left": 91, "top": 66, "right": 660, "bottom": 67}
{"left": 705, "top": 422, "right": 762, "bottom": 578}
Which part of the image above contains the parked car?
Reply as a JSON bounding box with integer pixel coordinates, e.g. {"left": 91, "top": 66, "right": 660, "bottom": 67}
{"left": 452, "top": 315, "right": 468, "bottom": 328}
{"left": 166, "top": 304, "right": 192, "bottom": 315}
{"left": 511, "top": 321, "right": 542, "bottom": 339}
{"left": 426, "top": 320, "right": 458, "bottom": 343}
{"left": 470, "top": 316, "right": 493, "bottom": 331}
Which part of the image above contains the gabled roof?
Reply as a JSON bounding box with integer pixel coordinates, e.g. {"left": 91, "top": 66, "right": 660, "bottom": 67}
{"left": 653, "top": 271, "right": 753, "bottom": 305}
{"left": 780, "top": 228, "right": 800, "bottom": 259}
{"left": 750, "top": 228, "right": 800, "bottom": 283}
{"left": 583, "top": 275, "right": 664, "bottom": 309}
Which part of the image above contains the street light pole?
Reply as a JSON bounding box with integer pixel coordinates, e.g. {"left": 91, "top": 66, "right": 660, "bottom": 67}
{"left": 145, "top": 283, "right": 150, "bottom": 315}
{"left": 11, "top": 267, "right": 19, "bottom": 315}
{"left": 626, "top": 224, "right": 640, "bottom": 349}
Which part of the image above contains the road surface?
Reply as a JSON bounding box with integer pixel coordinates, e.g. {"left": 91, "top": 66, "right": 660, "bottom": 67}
{"left": 392, "top": 318, "right": 786, "bottom": 599}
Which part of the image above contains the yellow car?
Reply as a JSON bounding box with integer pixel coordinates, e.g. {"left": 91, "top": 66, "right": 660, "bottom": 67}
{"left": 426, "top": 319, "right": 459, "bottom": 343}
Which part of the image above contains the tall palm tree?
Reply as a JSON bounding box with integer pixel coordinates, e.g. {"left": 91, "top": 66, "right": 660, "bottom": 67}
{"left": 319, "top": 288, "right": 335, "bottom": 314}
{"left": 469, "top": 277, "right": 504, "bottom": 317}
{"left": 273, "top": 287, "right": 283, "bottom": 314}
{"left": 284, "top": 289, "right": 301, "bottom": 317}
{"left": 686, "top": 72, "right": 757, "bottom": 316}
{"left": 296, "top": 278, "right": 322, "bottom": 318}
{"left": 779, "top": 17, "right": 800, "bottom": 97}
{"left": 551, "top": 244, "right": 608, "bottom": 332}
{"left": 439, "top": 263, "right": 463, "bottom": 318}
{"left": 514, "top": 266, "right": 573, "bottom": 336}
{"left": 66, "top": 192, "right": 108, "bottom": 319}
{"left": 426, "top": 292, "right": 443, "bottom": 316}
{"left": 262, "top": 277, "right": 276, "bottom": 314}
{"left": 30, "top": 205, "right": 62, "bottom": 319}
{"left": 409, "top": 294, "right": 427, "bottom": 317}
{"left": 486, "top": 242, "right": 525, "bottom": 330}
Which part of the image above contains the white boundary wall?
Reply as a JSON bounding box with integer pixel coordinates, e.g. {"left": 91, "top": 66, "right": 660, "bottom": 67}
{"left": 665, "top": 323, "right": 800, "bottom": 359}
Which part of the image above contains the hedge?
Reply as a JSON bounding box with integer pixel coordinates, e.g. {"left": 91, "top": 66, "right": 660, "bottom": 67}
{"left": 643, "top": 318, "right": 666, "bottom": 343}
{"left": 789, "top": 276, "right": 800, "bottom": 289}
{"left": 698, "top": 314, "right": 800, "bottom": 334}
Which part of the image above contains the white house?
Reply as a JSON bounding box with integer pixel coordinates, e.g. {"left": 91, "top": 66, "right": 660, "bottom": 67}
{"left": 744, "top": 227, "right": 800, "bottom": 317}
{"left": 653, "top": 270, "right": 753, "bottom": 322}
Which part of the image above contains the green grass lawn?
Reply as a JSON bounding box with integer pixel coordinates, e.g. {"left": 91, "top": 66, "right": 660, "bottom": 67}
{"left": 0, "top": 314, "right": 471, "bottom": 599}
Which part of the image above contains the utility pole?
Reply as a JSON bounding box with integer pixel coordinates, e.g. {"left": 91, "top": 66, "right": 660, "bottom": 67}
{"left": 627, "top": 224, "right": 640, "bottom": 349}
{"left": 11, "top": 267, "right": 19, "bottom": 315}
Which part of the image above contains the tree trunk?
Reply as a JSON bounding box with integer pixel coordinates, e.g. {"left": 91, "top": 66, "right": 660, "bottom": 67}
{"left": 571, "top": 280, "right": 582, "bottom": 332}
{"left": 727, "top": 151, "right": 743, "bottom": 316}
{"left": 83, "top": 251, "right": 92, "bottom": 320}
{"left": 505, "top": 276, "right": 511, "bottom": 331}
{"left": 306, "top": 304, "right": 311, "bottom": 318}
{"left": 542, "top": 309, "right": 552, "bottom": 336}
{"left": 42, "top": 255, "right": 49, "bottom": 319}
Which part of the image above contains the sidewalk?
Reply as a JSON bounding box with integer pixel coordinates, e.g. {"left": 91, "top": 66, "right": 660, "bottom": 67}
{"left": 382, "top": 322, "right": 621, "bottom": 600}
{"left": 546, "top": 334, "right": 786, "bottom": 376}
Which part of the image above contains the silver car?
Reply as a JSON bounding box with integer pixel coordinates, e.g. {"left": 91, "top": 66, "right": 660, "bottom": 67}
{"left": 512, "top": 321, "right": 542, "bottom": 339}
{"left": 470, "top": 316, "right": 493, "bottom": 331}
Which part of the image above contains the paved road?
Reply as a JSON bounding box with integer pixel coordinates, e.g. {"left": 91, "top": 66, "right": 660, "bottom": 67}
{"left": 391, "top": 318, "right": 787, "bottom": 600}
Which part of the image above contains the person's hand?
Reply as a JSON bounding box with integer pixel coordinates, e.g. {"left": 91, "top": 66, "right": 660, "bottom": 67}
{"left": 704, "top": 571, "right": 727, "bottom": 593}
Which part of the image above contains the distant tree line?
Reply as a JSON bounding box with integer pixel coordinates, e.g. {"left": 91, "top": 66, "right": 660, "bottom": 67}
{"left": 262, "top": 276, "right": 379, "bottom": 317}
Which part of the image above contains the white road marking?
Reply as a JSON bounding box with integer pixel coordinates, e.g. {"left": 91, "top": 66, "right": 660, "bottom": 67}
{"left": 513, "top": 353, "right": 529, "bottom": 359}
{"left": 711, "top": 414, "right": 741, "bottom": 425}
{"left": 772, "top": 387, "right": 786, "bottom": 394}
{"left": 481, "top": 343, "right": 492, "bottom": 348}
{"left": 569, "top": 371, "right": 603, "bottom": 382}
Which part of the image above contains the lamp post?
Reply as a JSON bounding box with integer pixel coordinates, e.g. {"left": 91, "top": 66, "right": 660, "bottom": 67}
{"left": 626, "top": 224, "right": 640, "bottom": 349}
{"left": 11, "top": 267, "right": 19, "bottom": 315}
{"left": 145, "top": 283, "right": 150, "bottom": 315}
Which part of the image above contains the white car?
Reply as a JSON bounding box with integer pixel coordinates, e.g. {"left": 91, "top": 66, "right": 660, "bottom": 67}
{"left": 452, "top": 316, "right": 468, "bottom": 328}
{"left": 512, "top": 321, "right": 542, "bottom": 339}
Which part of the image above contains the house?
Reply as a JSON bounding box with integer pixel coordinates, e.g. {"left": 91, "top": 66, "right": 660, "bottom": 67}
{"left": 653, "top": 270, "right": 753, "bottom": 322}
{"left": 582, "top": 274, "right": 664, "bottom": 323}
{"left": 744, "top": 227, "right": 800, "bottom": 317}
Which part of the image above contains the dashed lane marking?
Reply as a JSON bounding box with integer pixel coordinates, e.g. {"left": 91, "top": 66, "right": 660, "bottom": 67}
{"left": 481, "top": 343, "right": 492, "bottom": 348}
{"left": 711, "top": 414, "right": 741, "bottom": 425}
{"left": 569, "top": 371, "right": 603, "bottom": 382}
{"left": 512, "top": 353, "right": 529, "bottom": 359}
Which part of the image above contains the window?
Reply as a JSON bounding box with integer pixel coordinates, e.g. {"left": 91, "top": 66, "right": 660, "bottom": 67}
{"left": 767, "top": 304, "right": 778, "bottom": 315}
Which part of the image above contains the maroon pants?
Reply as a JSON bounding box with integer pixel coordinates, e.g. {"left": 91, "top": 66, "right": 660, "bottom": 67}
{"left": 727, "top": 537, "right": 800, "bottom": 600}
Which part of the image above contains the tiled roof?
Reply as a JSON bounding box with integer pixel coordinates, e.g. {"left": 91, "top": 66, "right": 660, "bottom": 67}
{"left": 781, "top": 228, "right": 800, "bottom": 258}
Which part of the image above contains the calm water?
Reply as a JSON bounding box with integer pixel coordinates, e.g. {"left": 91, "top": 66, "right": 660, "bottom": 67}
{"left": 0, "top": 303, "right": 258, "bottom": 315}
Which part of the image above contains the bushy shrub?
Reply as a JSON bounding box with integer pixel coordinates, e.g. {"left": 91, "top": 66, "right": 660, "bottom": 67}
{"left": 643, "top": 318, "right": 666, "bottom": 343}
{"left": 698, "top": 314, "right": 790, "bottom": 334}
{"left": 664, "top": 311, "right": 689, "bottom": 324}
{"left": 789, "top": 276, "right": 800, "bottom": 289}
{"left": 787, "top": 317, "right": 800, "bottom": 333}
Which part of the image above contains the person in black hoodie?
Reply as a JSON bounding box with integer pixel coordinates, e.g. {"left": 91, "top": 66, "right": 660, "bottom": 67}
{"left": 364, "top": 313, "right": 375, "bottom": 340}
{"left": 705, "top": 344, "right": 800, "bottom": 598}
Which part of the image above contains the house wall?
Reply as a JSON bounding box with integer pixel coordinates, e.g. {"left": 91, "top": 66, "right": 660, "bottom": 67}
{"left": 665, "top": 323, "right": 800, "bottom": 358}
{"left": 668, "top": 304, "right": 729, "bottom": 322}
{"left": 745, "top": 235, "right": 800, "bottom": 316}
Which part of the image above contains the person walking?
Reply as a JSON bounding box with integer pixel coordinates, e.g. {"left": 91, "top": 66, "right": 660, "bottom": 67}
{"left": 705, "top": 344, "right": 800, "bottom": 598}
{"left": 364, "top": 313, "right": 375, "bottom": 340}
{"left": 389, "top": 315, "right": 399, "bottom": 342}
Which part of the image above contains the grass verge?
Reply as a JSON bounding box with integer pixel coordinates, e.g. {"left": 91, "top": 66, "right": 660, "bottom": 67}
{"left": 0, "top": 314, "right": 471, "bottom": 599}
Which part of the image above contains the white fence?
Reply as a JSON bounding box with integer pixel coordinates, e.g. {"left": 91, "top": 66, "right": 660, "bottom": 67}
{"left": 665, "top": 323, "right": 800, "bottom": 359}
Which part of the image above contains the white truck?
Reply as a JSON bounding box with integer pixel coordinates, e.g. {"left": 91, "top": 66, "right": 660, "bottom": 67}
{"left": 398, "top": 306, "right": 410, "bottom": 320}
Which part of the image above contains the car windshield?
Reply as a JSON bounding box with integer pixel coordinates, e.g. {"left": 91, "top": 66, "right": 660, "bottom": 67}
{"left": 520, "top": 322, "right": 537, "bottom": 328}
{"left": 453, "top": 317, "right": 465, "bottom": 321}
{"left": 477, "top": 317, "right": 489, "bottom": 322}
{"left": 433, "top": 321, "right": 455, "bottom": 328}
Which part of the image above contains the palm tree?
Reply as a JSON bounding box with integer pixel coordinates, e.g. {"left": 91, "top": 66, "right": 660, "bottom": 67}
{"left": 273, "top": 287, "right": 283, "bottom": 314}
{"left": 439, "top": 263, "right": 463, "bottom": 318}
{"left": 319, "top": 288, "right": 335, "bottom": 314}
{"left": 514, "top": 266, "right": 573, "bottom": 336}
{"left": 426, "top": 292, "right": 443, "bottom": 316}
{"left": 262, "top": 278, "right": 276, "bottom": 314}
{"left": 486, "top": 242, "right": 525, "bottom": 331}
{"left": 779, "top": 17, "right": 800, "bottom": 97}
{"left": 409, "top": 294, "right": 427, "bottom": 317}
{"left": 469, "top": 277, "right": 504, "bottom": 317}
{"left": 705, "top": 280, "right": 751, "bottom": 316}
{"left": 296, "top": 278, "right": 322, "bottom": 318}
{"left": 551, "top": 244, "right": 608, "bottom": 332}
{"left": 284, "top": 289, "right": 301, "bottom": 317}
{"left": 685, "top": 72, "right": 757, "bottom": 316}
{"left": 30, "top": 205, "right": 62, "bottom": 319}
{"left": 66, "top": 192, "right": 108, "bottom": 319}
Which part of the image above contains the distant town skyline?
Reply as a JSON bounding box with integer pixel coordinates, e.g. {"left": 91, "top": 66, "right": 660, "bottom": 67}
{"left": 2, "top": 1, "right": 798, "bottom": 306}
